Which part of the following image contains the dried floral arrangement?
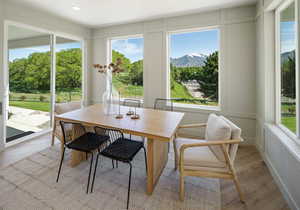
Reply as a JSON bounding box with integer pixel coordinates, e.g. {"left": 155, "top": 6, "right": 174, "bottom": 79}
{"left": 93, "top": 58, "right": 124, "bottom": 74}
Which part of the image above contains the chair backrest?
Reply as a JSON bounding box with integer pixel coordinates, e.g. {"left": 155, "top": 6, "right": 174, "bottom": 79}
{"left": 220, "top": 116, "right": 242, "bottom": 162}
{"left": 205, "top": 114, "right": 242, "bottom": 162}
{"left": 60, "top": 121, "right": 86, "bottom": 145}
{"left": 55, "top": 101, "right": 81, "bottom": 115}
{"left": 123, "top": 99, "right": 141, "bottom": 108}
{"left": 154, "top": 98, "right": 173, "bottom": 111}
{"left": 94, "top": 126, "right": 124, "bottom": 143}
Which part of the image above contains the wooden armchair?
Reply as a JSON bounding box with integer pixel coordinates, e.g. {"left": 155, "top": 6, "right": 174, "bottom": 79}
{"left": 174, "top": 113, "right": 245, "bottom": 202}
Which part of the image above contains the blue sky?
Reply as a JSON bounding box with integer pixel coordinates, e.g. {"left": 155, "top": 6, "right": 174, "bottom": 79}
{"left": 112, "top": 38, "right": 144, "bottom": 62}
{"left": 9, "top": 42, "right": 81, "bottom": 61}
{"left": 170, "top": 29, "right": 219, "bottom": 58}
{"left": 280, "top": 21, "right": 296, "bottom": 53}
{"left": 111, "top": 30, "right": 219, "bottom": 63}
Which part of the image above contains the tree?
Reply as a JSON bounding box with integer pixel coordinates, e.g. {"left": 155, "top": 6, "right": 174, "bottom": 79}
{"left": 281, "top": 55, "right": 296, "bottom": 99}
{"left": 9, "top": 48, "right": 82, "bottom": 97}
{"left": 55, "top": 48, "right": 82, "bottom": 100}
{"left": 129, "top": 60, "right": 143, "bottom": 85}
{"left": 196, "top": 51, "right": 218, "bottom": 100}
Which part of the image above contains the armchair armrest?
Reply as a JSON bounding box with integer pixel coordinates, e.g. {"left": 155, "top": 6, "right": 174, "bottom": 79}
{"left": 178, "top": 123, "right": 207, "bottom": 129}
{"left": 180, "top": 138, "right": 243, "bottom": 153}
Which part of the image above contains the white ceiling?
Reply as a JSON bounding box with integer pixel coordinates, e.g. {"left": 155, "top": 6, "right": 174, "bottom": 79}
{"left": 9, "top": 0, "right": 257, "bottom": 28}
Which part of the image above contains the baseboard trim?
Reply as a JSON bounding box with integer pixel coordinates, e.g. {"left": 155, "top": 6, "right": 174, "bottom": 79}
{"left": 263, "top": 153, "right": 299, "bottom": 210}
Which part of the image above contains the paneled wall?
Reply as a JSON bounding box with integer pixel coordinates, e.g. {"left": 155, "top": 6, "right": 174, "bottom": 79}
{"left": 91, "top": 5, "right": 257, "bottom": 144}
{"left": 256, "top": 0, "right": 300, "bottom": 209}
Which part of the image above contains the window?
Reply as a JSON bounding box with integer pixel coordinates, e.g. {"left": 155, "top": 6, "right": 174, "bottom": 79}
{"left": 168, "top": 28, "right": 219, "bottom": 108}
{"left": 276, "top": 0, "right": 298, "bottom": 135}
{"left": 110, "top": 37, "right": 144, "bottom": 100}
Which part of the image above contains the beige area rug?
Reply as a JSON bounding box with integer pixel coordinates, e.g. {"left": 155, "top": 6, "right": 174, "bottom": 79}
{"left": 0, "top": 143, "right": 221, "bottom": 210}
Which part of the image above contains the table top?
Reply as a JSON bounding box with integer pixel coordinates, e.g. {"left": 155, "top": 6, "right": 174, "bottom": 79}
{"left": 55, "top": 104, "right": 185, "bottom": 141}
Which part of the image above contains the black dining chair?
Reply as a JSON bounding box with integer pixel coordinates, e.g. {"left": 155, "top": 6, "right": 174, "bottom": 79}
{"left": 91, "top": 126, "right": 147, "bottom": 210}
{"left": 154, "top": 98, "right": 174, "bottom": 111}
{"left": 123, "top": 98, "right": 142, "bottom": 108}
{"left": 56, "top": 121, "right": 110, "bottom": 194}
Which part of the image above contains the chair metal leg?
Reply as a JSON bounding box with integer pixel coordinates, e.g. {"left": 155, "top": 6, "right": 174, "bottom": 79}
{"left": 112, "top": 159, "right": 115, "bottom": 168}
{"left": 91, "top": 153, "right": 100, "bottom": 193}
{"left": 56, "top": 147, "right": 65, "bottom": 182}
{"left": 142, "top": 146, "right": 147, "bottom": 173}
{"left": 86, "top": 153, "right": 94, "bottom": 194}
{"left": 116, "top": 161, "right": 118, "bottom": 168}
{"left": 127, "top": 162, "right": 132, "bottom": 210}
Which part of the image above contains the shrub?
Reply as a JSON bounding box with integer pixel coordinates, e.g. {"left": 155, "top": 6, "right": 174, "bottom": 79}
{"left": 39, "top": 95, "right": 46, "bottom": 102}
{"left": 20, "top": 95, "right": 26, "bottom": 101}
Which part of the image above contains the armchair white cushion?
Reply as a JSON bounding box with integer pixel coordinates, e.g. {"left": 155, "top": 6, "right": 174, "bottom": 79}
{"left": 175, "top": 137, "right": 226, "bottom": 170}
{"left": 205, "top": 113, "right": 232, "bottom": 162}
{"left": 220, "top": 116, "right": 241, "bottom": 162}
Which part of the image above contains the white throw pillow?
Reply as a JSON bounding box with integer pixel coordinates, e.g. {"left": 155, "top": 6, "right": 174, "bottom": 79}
{"left": 219, "top": 116, "right": 241, "bottom": 139}
{"left": 205, "top": 113, "right": 231, "bottom": 162}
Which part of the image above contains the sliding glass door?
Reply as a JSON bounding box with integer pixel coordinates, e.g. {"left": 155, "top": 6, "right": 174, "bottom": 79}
{"left": 2, "top": 23, "right": 84, "bottom": 145}
{"left": 6, "top": 25, "right": 51, "bottom": 143}
{"left": 55, "top": 37, "right": 82, "bottom": 103}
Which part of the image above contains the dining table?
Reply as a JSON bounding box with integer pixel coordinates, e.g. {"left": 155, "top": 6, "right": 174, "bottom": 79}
{"left": 54, "top": 103, "right": 184, "bottom": 195}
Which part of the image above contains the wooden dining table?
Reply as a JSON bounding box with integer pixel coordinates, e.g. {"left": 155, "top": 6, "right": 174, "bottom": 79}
{"left": 54, "top": 103, "right": 184, "bottom": 195}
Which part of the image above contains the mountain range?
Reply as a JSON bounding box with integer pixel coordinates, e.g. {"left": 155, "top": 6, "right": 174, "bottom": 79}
{"left": 171, "top": 53, "right": 207, "bottom": 67}
{"left": 281, "top": 50, "right": 295, "bottom": 63}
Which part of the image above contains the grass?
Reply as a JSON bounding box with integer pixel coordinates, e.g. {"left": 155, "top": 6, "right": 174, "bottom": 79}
{"left": 113, "top": 78, "right": 143, "bottom": 99}
{"left": 171, "top": 81, "right": 218, "bottom": 106}
{"left": 282, "top": 116, "right": 296, "bottom": 133}
{"left": 9, "top": 101, "right": 50, "bottom": 112}
{"left": 10, "top": 91, "right": 82, "bottom": 103}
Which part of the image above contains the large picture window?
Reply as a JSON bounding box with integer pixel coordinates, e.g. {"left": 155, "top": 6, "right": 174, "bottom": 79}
{"left": 168, "top": 28, "right": 219, "bottom": 108}
{"left": 276, "top": 0, "right": 298, "bottom": 135}
{"left": 110, "top": 37, "right": 144, "bottom": 100}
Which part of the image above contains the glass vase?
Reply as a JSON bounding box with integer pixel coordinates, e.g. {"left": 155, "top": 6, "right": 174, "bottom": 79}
{"left": 102, "top": 74, "right": 118, "bottom": 115}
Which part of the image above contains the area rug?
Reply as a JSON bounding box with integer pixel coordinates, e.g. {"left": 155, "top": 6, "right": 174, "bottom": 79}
{"left": 0, "top": 143, "right": 221, "bottom": 210}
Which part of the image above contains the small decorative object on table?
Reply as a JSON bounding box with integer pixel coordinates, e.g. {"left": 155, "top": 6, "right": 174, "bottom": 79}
{"left": 131, "top": 83, "right": 140, "bottom": 120}
{"left": 93, "top": 59, "right": 124, "bottom": 115}
{"left": 126, "top": 107, "right": 134, "bottom": 116}
{"left": 115, "top": 91, "right": 123, "bottom": 119}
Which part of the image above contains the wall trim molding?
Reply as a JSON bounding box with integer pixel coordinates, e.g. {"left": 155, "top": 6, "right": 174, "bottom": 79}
{"left": 263, "top": 152, "right": 299, "bottom": 210}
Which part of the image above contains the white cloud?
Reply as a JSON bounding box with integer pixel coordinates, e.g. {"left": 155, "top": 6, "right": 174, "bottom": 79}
{"left": 112, "top": 39, "right": 143, "bottom": 56}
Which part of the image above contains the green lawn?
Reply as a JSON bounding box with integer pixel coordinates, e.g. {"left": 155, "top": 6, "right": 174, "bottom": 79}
{"left": 171, "top": 81, "right": 218, "bottom": 106}
{"left": 10, "top": 91, "right": 82, "bottom": 103}
{"left": 10, "top": 101, "right": 50, "bottom": 112}
{"left": 282, "top": 116, "right": 296, "bottom": 133}
{"left": 113, "top": 78, "right": 143, "bottom": 99}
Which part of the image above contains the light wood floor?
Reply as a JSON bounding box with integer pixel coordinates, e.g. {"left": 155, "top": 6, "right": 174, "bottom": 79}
{"left": 0, "top": 135, "right": 290, "bottom": 210}
{"left": 221, "top": 145, "right": 290, "bottom": 210}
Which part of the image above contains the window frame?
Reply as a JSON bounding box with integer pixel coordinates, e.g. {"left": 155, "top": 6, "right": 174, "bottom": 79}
{"left": 166, "top": 26, "right": 221, "bottom": 111}
{"left": 275, "top": 0, "right": 300, "bottom": 143}
{"left": 107, "top": 34, "right": 144, "bottom": 102}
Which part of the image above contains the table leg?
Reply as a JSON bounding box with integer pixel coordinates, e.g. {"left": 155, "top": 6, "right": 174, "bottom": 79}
{"left": 146, "top": 138, "right": 169, "bottom": 195}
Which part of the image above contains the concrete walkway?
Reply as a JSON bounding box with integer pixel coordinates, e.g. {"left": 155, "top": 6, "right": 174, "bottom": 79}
{"left": 7, "top": 106, "right": 50, "bottom": 132}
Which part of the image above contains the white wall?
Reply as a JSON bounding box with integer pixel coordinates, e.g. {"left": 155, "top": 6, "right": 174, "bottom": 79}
{"left": 256, "top": 0, "right": 300, "bottom": 209}
{"left": 91, "top": 5, "right": 257, "bottom": 144}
